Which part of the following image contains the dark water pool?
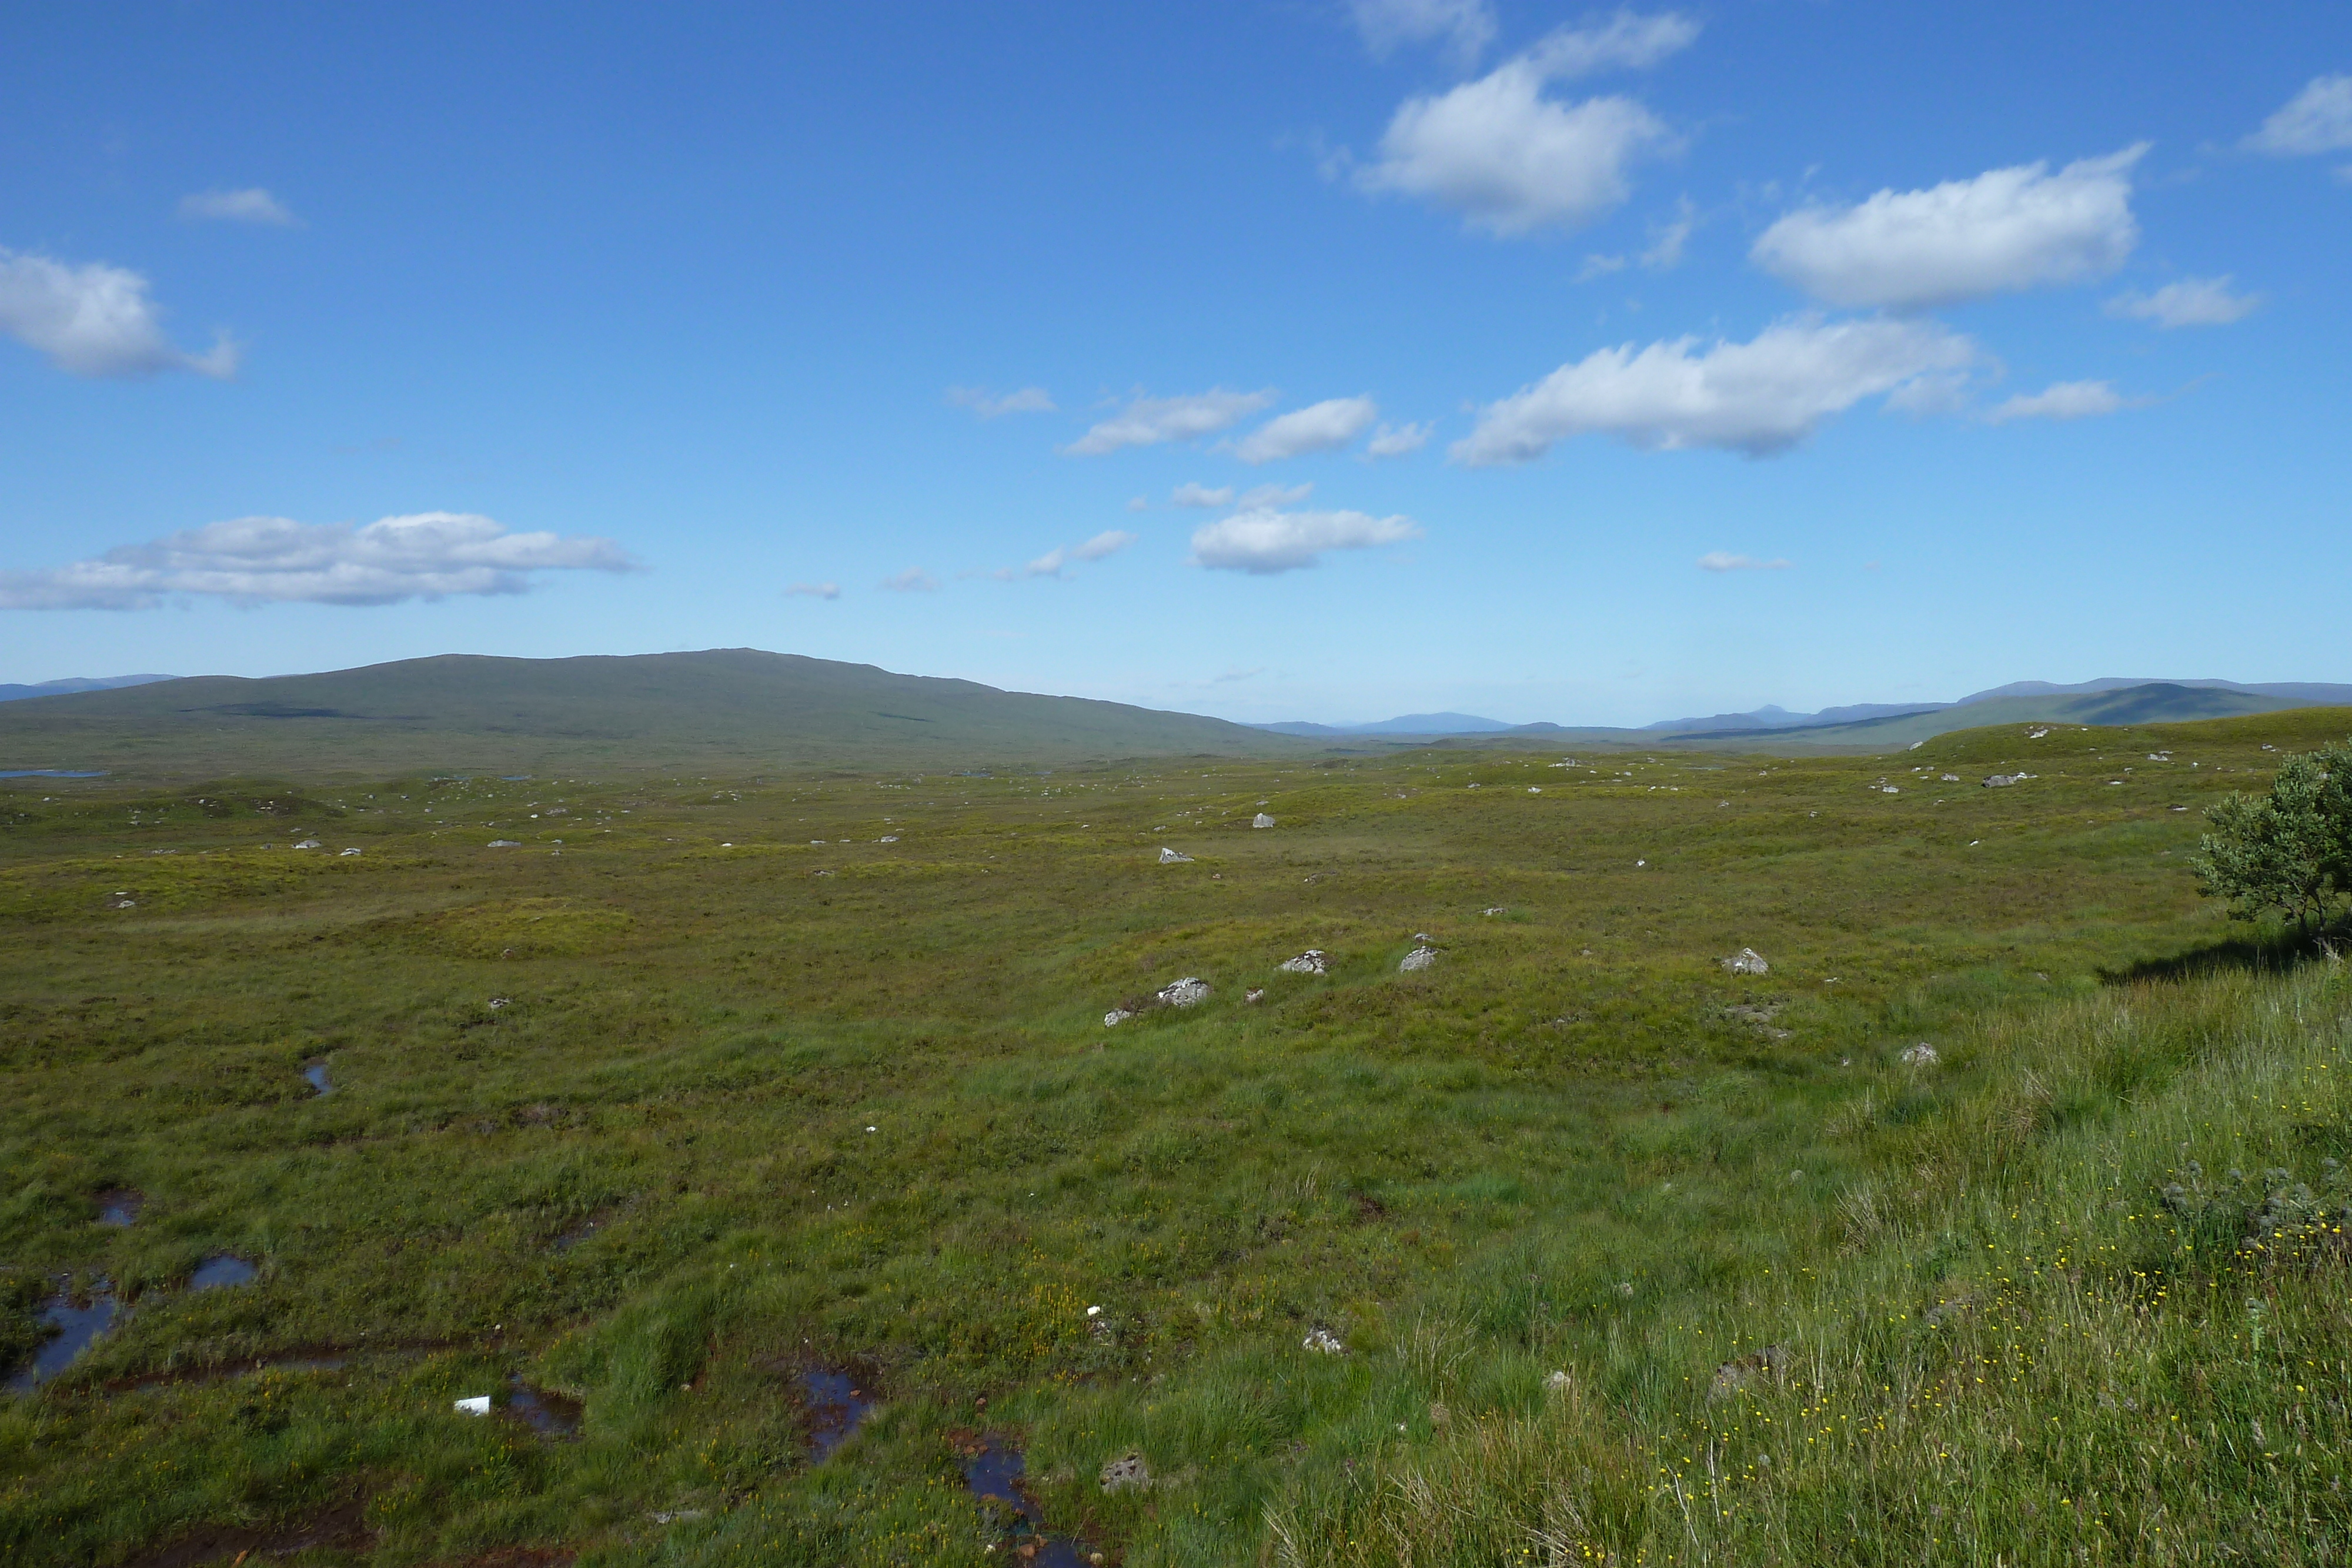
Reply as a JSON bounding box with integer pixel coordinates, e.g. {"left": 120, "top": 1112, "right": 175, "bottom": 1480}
{"left": 801, "top": 1367, "right": 876, "bottom": 1460}
{"left": 191, "top": 1255, "right": 258, "bottom": 1290}
{"left": 959, "top": 1438, "right": 1094, "bottom": 1566}
{"left": 5, "top": 1288, "right": 118, "bottom": 1393}
{"left": 0, "top": 770, "right": 108, "bottom": 779}
{"left": 96, "top": 1189, "right": 143, "bottom": 1226}
{"left": 304, "top": 1062, "right": 334, "bottom": 1096}
{"left": 507, "top": 1375, "right": 582, "bottom": 1437}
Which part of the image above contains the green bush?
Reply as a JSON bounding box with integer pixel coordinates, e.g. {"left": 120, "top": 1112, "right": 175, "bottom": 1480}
{"left": 2191, "top": 741, "right": 2352, "bottom": 930}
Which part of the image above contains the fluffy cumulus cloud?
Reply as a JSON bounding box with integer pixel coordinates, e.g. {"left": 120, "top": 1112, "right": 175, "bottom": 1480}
{"left": 0, "top": 249, "right": 239, "bottom": 379}
{"left": 1354, "top": 14, "right": 1696, "bottom": 236}
{"left": 1750, "top": 147, "right": 2146, "bottom": 311}
{"left": 1366, "top": 421, "right": 1431, "bottom": 457}
{"left": 1023, "top": 530, "right": 1138, "bottom": 579}
{"left": 1984, "top": 380, "right": 2125, "bottom": 424}
{"left": 881, "top": 567, "right": 938, "bottom": 592}
{"left": 1698, "top": 552, "right": 1790, "bottom": 571}
{"left": 2244, "top": 75, "right": 2352, "bottom": 155}
{"left": 1190, "top": 509, "right": 1421, "bottom": 574}
{"left": 1063, "top": 387, "right": 1275, "bottom": 456}
{"left": 178, "top": 188, "right": 299, "bottom": 226}
{"left": 785, "top": 581, "right": 840, "bottom": 600}
{"left": 2105, "top": 275, "right": 2261, "bottom": 327}
{"left": 1453, "top": 315, "right": 1979, "bottom": 463}
{"left": 1235, "top": 396, "right": 1380, "bottom": 462}
{"left": 0, "top": 513, "right": 631, "bottom": 611}
{"left": 947, "top": 385, "right": 1056, "bottom": 417}
{"left": 1348, "top": 0, "right": 1495, "bottom": 67}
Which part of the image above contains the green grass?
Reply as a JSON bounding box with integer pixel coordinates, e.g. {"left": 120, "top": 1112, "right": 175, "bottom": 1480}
{"left": 3, "top": 708, "right": 2350, "bottom": 1564}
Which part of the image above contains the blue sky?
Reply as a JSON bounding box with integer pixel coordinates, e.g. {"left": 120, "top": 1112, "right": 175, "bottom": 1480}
{"left": 4, "top": 2, "right": 2347, "bottom": 725}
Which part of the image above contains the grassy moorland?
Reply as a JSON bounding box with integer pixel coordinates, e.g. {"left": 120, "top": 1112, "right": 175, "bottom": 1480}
{"left": 3, "top": 707, "right": 2350, "bottom": 1566}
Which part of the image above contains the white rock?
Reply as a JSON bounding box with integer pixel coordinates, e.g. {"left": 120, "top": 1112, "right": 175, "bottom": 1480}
{"left": 1278, "top": 950, "right": 1329, "bottom": 975}
{"left": 1302, "top": 1327, "right": 1345, "bottom": 1355}
{"left": 1900, "top": 1042, "right": 1940, "bottom": 1066}
{"left": 1245, "top": 987, "right": 1265, "bottom": 1002}
{"left": 1158, "top": 847, "right": 1193, "bottom": 864}
{"left": 1545, "top": 1369, "right": 1572, "bottom": 1392}
{"left": 1482, "top": 906, "right": 1506, "bottom": 916}
{"left": 293, "top": 839, "right": 322, "bottom": 850}
{"left": 1721, "top": 947, "right": 1769, "bottom": 976}
{"left": 339, "top": 847, "right": 362, "bottom": 857}
{"left": 1399, "top": 946, "right": 1438, "bottom": 972}
{"left": 1104, "top": 1009, "right": 1134, "bottom": 1027}
{"left": 879, "top": 835, "right": 899, "bottom": 843}
{"left": 488, "top": 839, "right": 522, "bottom": 847}
{"left": 454, "top": 1395, "right": 492, "bottom": 1415}
{"left": 1156, "top": 977, "right": 1211, "bottom": 1007}
{"left": 1252, "top": 813, "right": 1275, "bottom": 828}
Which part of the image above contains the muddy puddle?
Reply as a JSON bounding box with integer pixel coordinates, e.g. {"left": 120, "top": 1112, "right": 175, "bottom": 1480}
{"left": 97, "top": 1188, "right": 144, "bottom": 1226}
{"left": 124, "top": 1492, "right": 371, "bottom": 1568}
{"left": 303, "top": 1061, "right": 334, "bottom": 1096}
{"left": 190, "top": 1256, "right": 257, "bottom": 1290}
{"left": 801, "top": 1367, "right": 876, "bottom": 1460}
{"left": 6, "top": 1285, "right": 119, "bottom": 1393}
{"left": 507, "top": 1375, "right": 582, "bottom": 1438}
{"left": 553, "top": 1209, "right": 614, "bottom": 1251}
{"left": 958, "top": 1437, "right": 1095, "bottom": 1566}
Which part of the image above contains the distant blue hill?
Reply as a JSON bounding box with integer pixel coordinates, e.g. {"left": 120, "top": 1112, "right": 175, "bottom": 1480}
{"left": 0, "top": 674, "right": 176, "bottom": 704}
{"left": 1257, "top": 711, "right": 1513, "bottom": 737}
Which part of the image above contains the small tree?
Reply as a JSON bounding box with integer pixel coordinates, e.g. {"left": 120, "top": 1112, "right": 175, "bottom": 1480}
{"left": 2191, "top": 741, "right": 2352, "bottom": 930}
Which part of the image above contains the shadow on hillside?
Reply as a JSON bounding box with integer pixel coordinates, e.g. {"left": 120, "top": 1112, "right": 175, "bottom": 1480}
{"left": 2103, "top": 924, "right": 2347, "bottom": 985}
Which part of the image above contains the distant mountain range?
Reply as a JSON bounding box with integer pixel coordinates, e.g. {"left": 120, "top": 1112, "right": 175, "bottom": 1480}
{"left": 1257, "top": 678, "right": 2352, "bottom": 744}
{"left": 0, "top": 674, "right": 175, "bottom": 703}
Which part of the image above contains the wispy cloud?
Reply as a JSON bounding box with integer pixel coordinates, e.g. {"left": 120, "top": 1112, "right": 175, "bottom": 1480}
{"left": 1365, "top": 422, "right": 1431, "bottom": 457}
{"left": 0, "top": 513, "right": 631, "bottom": 610}
{"left": 1347, "top": 0, "right": 1496, "bottom": 69}
{"left": 2243, "top": 74, "right": 2352, "bottom": 155}
{"left": 947, "top": 385, "right": 1056, "bottom": 417}
{"left": 1352, "top": 14, "right": 1697, "bottom": 236}
{"left": 178, "top": 188, "right": 300, "bottom": 226}
{"left": 1235, "top": 396, "right": 1380, "bottom": 462}
{"left": 881, "top": 567, "right": 938, "bottom": 592}
{"left": 786, "top": 581, "right": 840, "bottom": 599}
{"left": 0, "top": 248, "right": 239, "bottom": 379}
{"left": 1172, "top": 482, "right": 1235, "bottom": 508}
{"left": 1751, "top": 147, "right": 2146, "bottom": 311}
{"left": 1213, "top": 665, "right": 1267, "bottom": 683}
{"left": 1063, "top": 387, "right": 1275, "bottom": 456}
{"left": 1984, "top": 380, "right": 2126, "bottom": 424}
{"left": 1452, "top": 315, "right": 1980, "bottom": 463}
{"left": 1023, "top": 529, "right": 1138, "bottom": 579}
{"left": 1698, "top": 551, "right": 1791, "bottom": 571}
{"left": 2104, "top": 275, "right": 2260, "bottom": 327}
{"left": 1190, "top": 508, "right": 1421, "bottom": 574}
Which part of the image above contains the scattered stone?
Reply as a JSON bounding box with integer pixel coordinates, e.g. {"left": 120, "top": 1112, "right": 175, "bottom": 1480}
{"left": 1158, "top": 847, "right": 1194, "bottom": 864}
{"left": 1545, "top": 1369, "right": 1572, "bottom": 1393}
{"left": 1278, "top": 950, "right": 1329, "bottom": 975}
{"left": 1103, "top": 1009, "right": 1134, "bottom": 1027}
{"left": 1708, "top": 1345, "right": 1788, "bottom": 1401}
{"left": 1155, "top": 977, "right": 1211, "bottom": 1007}
{"left": 1100, "top": 1453, "right": 1151, "bottom": 1492}
{"left": 1252, "top": 814, "right": 1275, "bottom": 828}
{"left": 1982, "top": 774, "right": 2031, "bottom": 788}
{"left": 293, "top": 838, "right": 322, "bottom": 850}
{"left": 1941, "top": 774, "right": 1961, "bottom": 783}
{"left": 1398, "top": 946, "right": 1438, "bottom": 972}
{"left": 339, "top": 847, "right": 362, "bottom": 857}
{"left": 1244, "top": 988, "right": 1265, "bottom": 1003}
{"left": 106, "top": 897, "right": 136, "bottom": 910}
{"left": 1301, "top": 1328, "right": 1345, "bottom": 1355}
{"left": 1482, "top": 906, "right": 1506, "bottom": 916}
{"left": 1720, "top": 947, "right": 1769, "bottom": 976}
{"left": 488, "top": 839, "right": 522, "bottom": 847}
{"left": 879, "top": 834, "right": 899, "bottom": 842}
{"left": 454, "top": 1395, "right": 492, "bottom": 1416}
{"left": 1900, "top": 1042, "right": 1939, "bottom": 1066}
{"left": 489, "top": 997, "right": 512, "bottom": 1010}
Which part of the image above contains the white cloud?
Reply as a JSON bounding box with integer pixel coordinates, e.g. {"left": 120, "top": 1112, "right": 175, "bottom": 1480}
{"left": 1452, "top": 315, "right": 1979, "bottom": 463}
{"left": 1353, "top": 15, "right": 1696, "bottom": 236}
{"left": 2104, "top": 275, "right": 2261, "bottom": 327}
{"left": 1235, "top": 396, "right": 1380, "bottom": 462}
{"left": 1237, "top": 482, "right": 1314, "bottom": 509}
{"left": 1697, "top": 551, "right": 1790, "bottom": 571}
{"left": 0, "top": 513, "right": 631, "bottom": 611}
{"left": 2244, "top": 75, "right": 2352, "bottom": 155}
{"left": 0, "top": 248, "right": 239, "bottom": 379}
{"left": 1750, "top": 146, "right": 2146, "bottom": 310}
{"left": 1641, "top": 195, "right": 1698, "bottom": 268}
{"left": 1172, "top": 482, "right": 1235, "bottom": 508}
{"left": 1574, "top": 252, "right": 1629, "bottom": 281}
{"left": 1366, "top": 422, "right": 1432, "bottom": 457}
{"left": 786, "top": 581, "right": 840, "bottom": 600}
{"left": 881, "top": 567, "right": 938, "bottom": 592}
{"left": 947, "top": 385, "right": 1056, "bottom": 417}
{"left": 1213, "top": 665, "right": 1267, "bottom": 683}
{"left": 1984, "top": 380, "right": 2125, "bottom": 424}
{"left": 178, "top": 188, "right": 299, "bottom": 226}
{"left": 1022, "top": 529, "right": 1139, "bottom": 579}
{"left": 1063, "top": 387, "right": 1275, "bottom": 456}
{"left": 1348, "top": 0, "right": 1495, "bottom": 68}
{"left": 1126, "top": 495, "right": 1149, "bottom": 511}
{"left": 1190, "top": 508, "right": 1421, "bottom": 574}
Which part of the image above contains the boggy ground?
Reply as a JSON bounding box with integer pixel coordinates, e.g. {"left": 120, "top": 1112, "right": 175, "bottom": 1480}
{"left": 2, "top": 709, "right": 2350, "bottom": 1565}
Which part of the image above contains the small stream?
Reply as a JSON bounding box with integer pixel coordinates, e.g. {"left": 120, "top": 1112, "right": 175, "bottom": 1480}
{"left": 958, "top": 1438, "right": 1095, "bottom": 1566}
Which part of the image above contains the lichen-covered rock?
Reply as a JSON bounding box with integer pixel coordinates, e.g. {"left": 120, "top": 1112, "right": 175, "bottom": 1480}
{"left": 1252, "top": 813, "right": 1275, "bottom": 828}
{"left": 1399, "top": 946, "right": 1438, "bottom": 972}
{"left": 1158, "top": 846, "right": 1193, "bottom": 864}
{"left": 1901, "top": 1042, "right": 1940, "bottom": 1066}
{"left": 1278, "top": 950, "right": 1329, "bottom": 975}
{"left": 1100, "top": 1453, "right": 1151, "bottom": 1492}
{"left": 1156, "top": 977, "right": 1211, "bottom": 1007}
{"left": 1302, "top": 1328, "right": 1345, "bottom": 1355}
{"left": 1104, "top": 1009, "right": 1134, "bottom": 1027}
{"left": 1722, "top": 947, "right": 1769, "bottom": 975}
